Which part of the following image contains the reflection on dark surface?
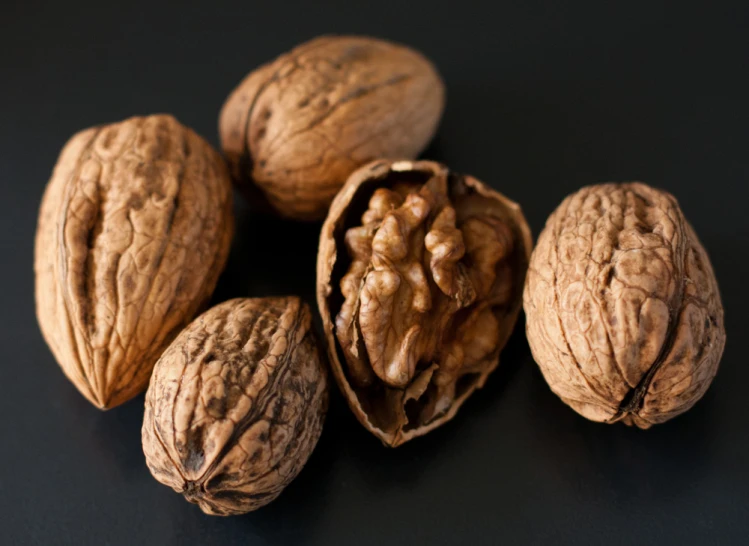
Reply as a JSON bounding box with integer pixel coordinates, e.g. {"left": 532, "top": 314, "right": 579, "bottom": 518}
{"left": 5, "top": 3, "right": 748, "bottom": 542}
{"left": 526, "top": 362, "right": 717, "bottom": 500}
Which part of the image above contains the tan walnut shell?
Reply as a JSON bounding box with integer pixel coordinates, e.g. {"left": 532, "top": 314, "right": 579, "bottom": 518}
{"left": 35, "top": 114, "right": 234, "bottom": 409}
{"left": 317, "top": 160, "right": 532, "bottom": 446}
{"left": 524, "top": 183, "right": 726, "bottom": 428}
{"left": 219, "top": 35, "right": 445, "bottom": 221}
{"left": 142, "top": 297, "right": 328, "bottom": 515}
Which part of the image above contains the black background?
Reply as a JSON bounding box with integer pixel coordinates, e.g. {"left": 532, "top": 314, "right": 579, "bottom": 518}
{"left": 2, "top": 1, "right": 748, "bottom": 544}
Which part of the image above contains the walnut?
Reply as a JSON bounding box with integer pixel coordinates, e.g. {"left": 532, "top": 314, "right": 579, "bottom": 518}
{"left": 317, "top": 160, "right": 532, "bottom": 446}
{"left": 142, "top": 297, "right": 328, "bottom": 515}
{"left": 34, "top": 115, "right": 234, "bottom": 409}
{"left": 524, "top": 183, "right": 726, "bottom": 428}
{"left": 219, "top": 35, "right": 445, "bottom": 221}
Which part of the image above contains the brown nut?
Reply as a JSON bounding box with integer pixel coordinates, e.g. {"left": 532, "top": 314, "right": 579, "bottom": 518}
{"left": 34, "top": 115, "right": 234, "bottom": 409}
{"left": 317, "top": 160, "right": 532, "bottom": 446}
{"left": 219, "top": 35, "right": 445, "bottom": 221}
{"left": 524, "top": 183, "right": 726, "bottom": 428}
{"left": 142, "top": 297, "right": 328, "bottom": 515}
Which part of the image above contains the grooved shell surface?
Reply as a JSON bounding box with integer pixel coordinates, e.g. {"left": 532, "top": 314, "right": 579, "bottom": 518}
{"left": 34, "top": 115, "right": 234, "bottom": 409}
{"left": 219, "top": 35, "right": 445, "bottom": 220}
{"left": 142, "top": 297, "right": 328, "bottom": 515}
{"left": 317, "top": 160, "right": 532, "bottom": 446}
{"left": 523, "top": 182, "right": 725, "bottom": 427}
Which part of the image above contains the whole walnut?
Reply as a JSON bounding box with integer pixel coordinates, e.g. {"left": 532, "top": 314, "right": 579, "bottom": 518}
{"left": 219, "top": 35, "right": 445, "bottom": 221}
{"left": 35, "top": 115, "right": 233, "bottom": 409}
{"left": 142, "top": 297, "right": 328, "bottom": 515}
{"left": 524, "top": 183, "right": 726, "bottom": 428}
{"left": 317, "top": 160, "right": 532, "bottom": 446}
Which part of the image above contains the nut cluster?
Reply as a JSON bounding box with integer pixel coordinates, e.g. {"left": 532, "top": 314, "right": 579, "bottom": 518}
{"left": 33, "top": 34, "right": 726, "bottom": 517}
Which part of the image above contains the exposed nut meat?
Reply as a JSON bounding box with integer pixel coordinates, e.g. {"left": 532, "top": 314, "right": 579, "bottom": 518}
{"left": 219, "top": 35, "right": 445, "bottom": 220}
{"left": 142, "top": 297, "right": 328, "bottom": 516}
{"left": 523, "top": 183, "right": 726, "bottom": 428}
{"left": 34, "top": 115, "right": 233, "bottom": 409}
{"left": 317, "top": 160, "right": 532, "bottom": 446}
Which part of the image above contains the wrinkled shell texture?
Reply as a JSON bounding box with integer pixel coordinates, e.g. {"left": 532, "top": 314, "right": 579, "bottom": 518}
{"left": 524, "top": 183, "right": 725, "bottom": 428}
{"left": 35, "top": 115, "right": 233, "bottom": 409}
{"left": 219, "top": 35, "right": 445, "bottom": 220}
{"left": 142, "top": 297, "right": 328, "bottom": 515}
{"left": 318, "top": 160, "right": 532, "bottom": 446}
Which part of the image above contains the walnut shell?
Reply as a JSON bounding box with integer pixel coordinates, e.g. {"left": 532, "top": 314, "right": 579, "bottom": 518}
{"left": 219, "top": 35, "right": 445, "bottom": 221}
{"left": 317, "top": 160, "right": 532, "bottom": 446}
{"left": 142, "top": 297, "right": 328, "bottom": 515}
{"left": 35, "top": 115, "right": 233, "bottom": 409}
{"left": 524, "top": 183, "right": 726, "bottom": 428}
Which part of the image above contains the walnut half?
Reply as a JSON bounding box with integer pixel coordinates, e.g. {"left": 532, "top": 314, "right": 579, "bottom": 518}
{"left": 524, "top": 183, "right": 726, "bottom": 428}
{"left": 317, "top": 160, "right": 532, "bottom": 446}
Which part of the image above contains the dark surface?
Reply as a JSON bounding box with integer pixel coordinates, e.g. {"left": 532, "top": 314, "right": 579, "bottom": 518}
{"left": 2, "top": 1, "right": 747, "bottom": 544}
